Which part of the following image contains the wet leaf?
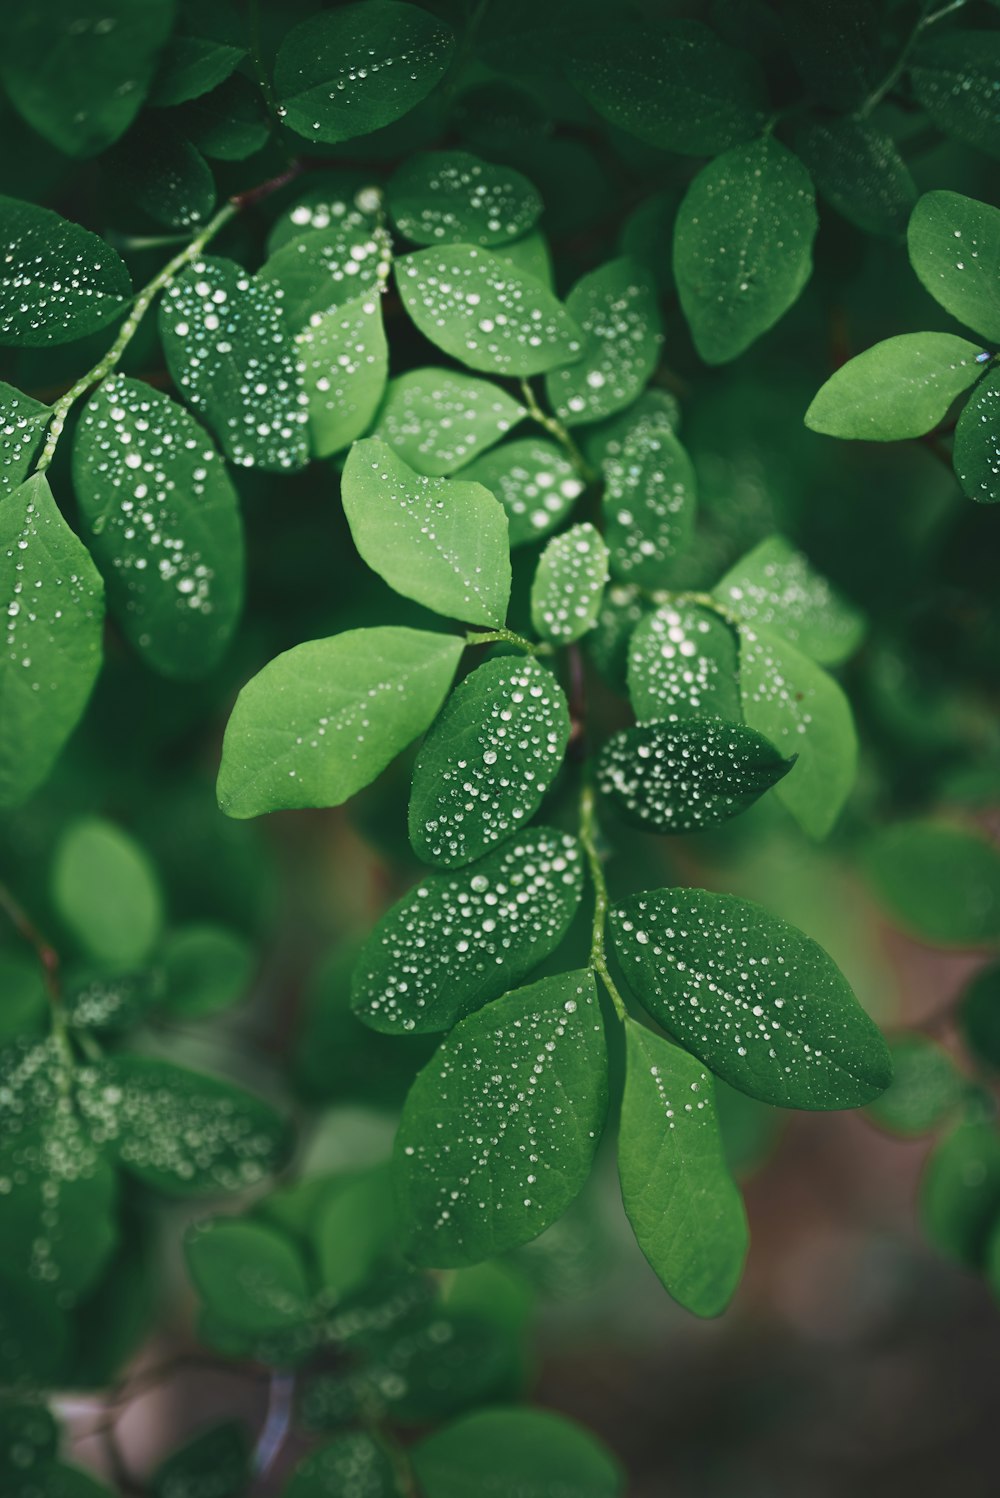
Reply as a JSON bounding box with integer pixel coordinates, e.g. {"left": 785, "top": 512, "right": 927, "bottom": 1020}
{"left": 298, "top": 293, "right": 388, "bottom": 459}
{"left": 792, "top": 117, "right": 916, "bottom": 238}
{"left": 259, "top": 222, "right": 392, "bottom": 331}
{"left": 395, "top": 971, "right": 607, "bottom": 1265}
{"left": 611, "top": 887, "right": 892, "bottom": 1109}
{"left": 544, "top": 257, "right": 662, "bottom": 428}
{"left": 910, "top": 32, "right": 1000, "bottom": 161}
{"left": 462, "top": 438, "right": 583, "bottom": 547}
{"left": 351, "top": 827, "right": 584, "bottom": 1034}
{"left": 409, "top": 655, "right": 571, "bottom": 867}
{"left": 0, "top": 381, "right": 50, "bottom": 495}
{"left": 388, "top": 150, "right": 542, "bottom": 247}
{"left": 863, "top": 820, "right": 1000, "bottom": 946}
{"left": 412, "top": 1408, "right": 622, "bottom": 1498}
{"left": 284, "top": 1432, "right": 401, "bottom": 1498}
{"left": 185, "top": 1218, "right": 311, "bottom": 1333}
{"left": 0, "top": 195, "right": 132, "bottom": 346}
{"left": 627, "top": 604, "right": 741, "bottom": 724}
{"left": 217, "top": 626, "right": 463, "bottom": 819}
{"left": 341, "top": 438, "right": 511, "bottom": 627}
{"left": 267, "top": 175, "right": 385, "bottom": 255}
{"left": 0, "top": 1267, "right": 72, "bottom": 1385}
{"left": 52, "top": 816, "right": 163, "bottom": 969}
{"left": 530, "top": 523, "right": 610, "bottom": 645}
{"left": 602, "top": 422, "right": 696, "bottom": 587}
{"left": 373, "top": 368, "right": 525, "bottom": 477}
{"left": 618, "top": 1020, "right": 747, "bottom": 1316}
{"left": 713, "top": 534, "right": 866, "bottom": 666}
{"left": 175, "top": 73, "right": 270, "bottom": 161}
{"left": 908, "top": 191, "right": 1000, "bottom": 341}
{"left": 107, "top": 115, "right": 216, "bottom": 231}
{"left": 954, "top": 366, "right": 1000, "bottom": 504}
{"left": 151, "top": 34, "right": 246, "bottom": 108}
{"left": 805, "top": 333, "right": 986, "bottom": 439}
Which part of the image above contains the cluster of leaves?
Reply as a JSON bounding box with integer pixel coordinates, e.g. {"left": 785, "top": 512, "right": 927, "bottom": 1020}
{"left": 1, "top": 0, "right": 1000, "bottom": 1493}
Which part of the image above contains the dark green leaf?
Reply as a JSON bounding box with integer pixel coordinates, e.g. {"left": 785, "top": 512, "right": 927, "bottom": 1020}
{"left": 0, "top": 952, "right": 47, "bottom": 1044}
{"left": 352, "top": 827, "right": 584, "bottom": 1034}
{"left": 341, "top": 438, "right": 511, "bottom": 627}
{"left": 409, "top": 655, "right": 570, "bottom": 868}
{"left": 395, "top": 970, "right": 607, "bottom": 1265}
{"left": 908, "top": 191, "right": 1000, "bottom": 341}
{"left": 160, "top": 924, "right": 254, "bottom": 1019}
{"left": 544, "top": 257, "right": 662, "bottom": 428}
{"left": 274, "top": 2, "right": 455, "bottom": 146}
{"left": 175, "top": 73, "right": 270, "bottom": 162}
{"left": 298, "top": 293, "right": 389, "bottom": 459}
{"left": 953, "top": 365, "right": 1000, "bottom": 504}
{"left": 388, "top": 150, "right": 542, "bottom": 247}
{"left": 151, "top": 37, "right": 246, "bottom": 108}
{"left": 791, "top": 118, "right": 915, "bottom": 238}
{"left": 0, "top": 381, "right": 49, "bottom": 495}
{"left": 959, "top": 962, "right": 1000, "bottom": 1070}
{"left": 0, "top": 1400, "right": 58, "bottom": 1483}
{"left": 108, "top": 114, "right": 216, "bottom": 231}
{"left": 611, "top": 887, "right": 892, "bottom": 1109}
{"left": 910, "top": 32, "right": 1000, "bottom": 160}
{"left": 52, "top": 816, "right": 163, "bottom": 969}
{"left": 73, "top": 375, "right": 245, "bottom": 679}
{"left": 217, "top": 626, "right": 463, "bottom": 818}
{"left": 618, "top": 1020, "right": 747, "bottom": 1316}
{"left": 412, "top": 1408, "right": 622, "bottom": 1498}
{"left": 674, "top": 138, "right": 817, "bottom": 365}
{"left": 185, "top": 1218, "right": 311, "bottom": 1333}
{"left": 602, "top": 423, "right": 696, "bottom": 587}
{"left": 0, "top": 1266, "right": 72, "bottom": 1384}
{"left": 920, "top": 1121, "right": 1000, "bottom": 1266}
{"left": 628, "top": 604, "right": 741, "bottom": 724}
{"left": 804, "top": 333, "right": 987, "bottom": 439}
{"left": 461, "top": 438, "right": 584, "bottom": 547}
{"left": 865, "top": 1034, "right": 966, "bottom": 1137}
{"left": 713, "top": 534, "right": 866, "bottom": 666}
{"left": 863, "top": 820, "right": 1000, "bottom": 946}
{"left": 530, "top": 523, "right": 609, "bottom": 645}
{"left": 151, "top": 1421, "right": 249, "bottom": 1498}
{"left": 0, "top": 196, "right": 132, "bottom": 346}
{"left": 373, "top": 368, "right": 525, "bottom": 477}
{"left": 283, "top": 1432, "right": 401, "bottom": 1498}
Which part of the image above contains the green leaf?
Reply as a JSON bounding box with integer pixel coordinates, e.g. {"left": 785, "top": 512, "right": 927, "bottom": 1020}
{"left": 494, "top": 230, "right": 555, "bottom": 290}
{"left": 151, "top": 1421, "right": 249, "bottom": 1498}
{"left": 804, "top": 333, "right": 987, "bottom": 440}
{"left": 611, "top": 887, "right": 892, "bottom": 1109}
{"left": 151, "top": 36, "right": 246, "bottom": 108}
{"left": 409, "top": 655, "right": 571, "bottom": 867}
{"left": 0, "top": 952, "right": 47, "bottom": 1044}
{"left": 530, "top": 522, "right": 610, "bottom": 645}
{"left": 920, "top": 1121, "right": 1000, "bottom": 1266}
{"left": 108, "top": 115, "right": 216, "bottom": 232}
{"left": 0, "top": 1400, "right": 58, "bottom": 1483}
{"left": 313, "top": 1166, "right": 397, "bottom": 1297}
{"left": 598, "top": 718, "right": 792, "bottom": 835}
{"left": 298, "top": 293, "right": 389, "bottom": 459}
{"left": 462, "top": 438, "right": 584, "bottom": 547}
{"left": 863, "top": 820, "right": 1000, "bottom": 946}
{"left": 0, "top": 195, "right": 132, "bottom": 346}
{"left": 910, "top": 32, "right": 1000, "bottom": 161}
{"left": 602, "top": 423, "right": 697, "bottom": 587}
{"left": 64, "top": 968, "right": 163, "bottom": 1034}
{"left": 674, "top": 138, "right": 818, "bottom": 365}
{"left": 564, "top": 19, "right": 766, "bottom": 156}
{"left": 284, "top": 1433, "right": 400, "bottom": 1498}
{"left": 0, "top": 475, "right": 95, "bottom": 786}
{"left": 581, "top": 388, "right": 679, "bottom": 471}
{"left": 258, "top": 223, "right": 392, "bottom": 332}
{"left": 217, "top": 626, "right": 463, "bottom": 819}
{"left": 373, "top": 368, "right": 525, "bottom": 477}
{"left": 76, "top": 1055, "right": 292, "bottom": 1195}
{"left": 544, "top": 257, "right": 662, "bottom": 427}
{"left": 618, "top": 1020, "right": 747, "bottom": 1316}
{"left": 341, "top": 438, "right": 511, "bottom": 627}
{"left": 791, "top": 117, "right": 916, "bottom": 238}
{"left": 954, "top": 366, "right": 1000, "bottom": 504}
{"left": 738, "top": 625, "right": 857, "bottom": 839}
{"left": 274, "top": 2, "right": 455, "bottom": 146}
{"left": 267, "top": 175, "right": 384, "bottom": 255}
{"left": 959, "top": 962, "right": 1000, "bottom": 1070}
{"left": 0, "top": 0, "right": 175, "bottom": 157}
{"left": 412, "top": 1408, "right": 622, "bottom": 1498}
{"left": 352, "top": 827, "right": 584, "bottom": 1034}
{"left": 388, "top": 150, "right": 542, "bottom": 247}
{"left": 713, "top": 534, "right": 866, "bottom": 666}
{"left": 0, "top": 1267, "right": 72, "bottom": 1385}
{"left": 0, "top": 381, "right": 49, "bottom": 496}
{"left": 908, "top": 190, "right": 1000, "bottom": 341}
{"left": 185, "top": 1219, "right": 311, "bottom": 1333}
{"left": 159, "top": 256, "right": 309, "bottom": 473}
{"left": 395, "top": 970, "right": 607, "bottom": 1265}
{"left": 160, "top": 924, "right": 254, "bottom": 1019}
{"left": 175, "top": 72, "right": 270, "bottom": 162}
{"left": 32, "top": 1465, "right": 114, "bottom": 1498}
{"left": 73, "top": 375, "right": 245, "bottom": 679}
{"left": 396, "top": 246, "right": 584, "bottom": 376}
{"left": 865, "top": 1035, "right": 966, "bottom": 1138}
{"left": 628, "top": 604, "right": 741, "bottom": 724}
{"left": 52, "top": 817, "right": 163, "bottom": 969}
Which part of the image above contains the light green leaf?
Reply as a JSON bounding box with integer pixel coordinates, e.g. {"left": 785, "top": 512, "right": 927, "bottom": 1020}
{"left": 0, "top": 0, "right": 175, "bottom": 157}
{"left": 185, "top": 1219, "right": 311, "bottom": 1333}
{"left": 920, "top": 1121, "right": 1000, "bottom": 1267}
{"left": 792, "top": 117, "right": 916, "bottom": 237}
{"left": 412, "top": 1408, "right": 622, "bottom": 1498}
{"left": 580, "top": 387, "right": 679, "bottom": 471}
{"left": 865, "top": 1035, "right": 966, "bottom": 1138}
{"left": 530, "top": 523, "right": 610, "bottom": 645}
{"left": 396, "top": 245, "right": 584, "bottom": 376}
{"left": 0, "top": 382, "right": 49, "bottom": 495}
{"left": 159, "top": 256, "right": 309, "bottom": 473}
{"left": 388, "top": 150, "right": 542, "bottom": 247}
{"left": 52, "top": 816, "right": 163, "bottom": 968}
{"left": 108, "top": 116, "right": 216, "bottom": 231}
{"left": 494, "top": 230, "right": 555, "bottom": 289}
{"left": 0, "top": 475, "right": 104, "bottom": 810}
{"left": 395, "top": 970, "right": 607, "bottom": 1265}
{"left": 266, "top": 175, "right": 384, "bottom": 255}
{"left": 611, "top": 887, "right": 892, "bottom": 1109}
{"left": 0, "top": 195, "right": 132, "bottom": 346}
{"left": 409, "top": 655, "right": 571, "bottom": 867}
{"left": 598, "top": 719, "right": 792, "bottom": 834}
{"left": 954, "top": 366, "right": 1000, "bottom": 504}
{"left": 908, "top": 191, "right": 1000, "bottom": 340}
{"left": 713, "top": 534, "right": 866, "bottom": 666}
{"left": 674, "top": 138, "right": 818, "bottom": 365}
{"left": 618, "top": 1021, "right": 747, "bottom": 1316}
{"left": 373, "top": 368, "right": 525, "bottom": 477}
{"left": 602, "top": 423, "right": 696, "bottom": 587}
{"left": 151, "top": 36, "right": 246, "bottom": 108}
{"left": 274, "top": 2, "right": 455, "bottom": 146}
{"left": 298, "top": 293, "right": 389, "bottom": 459}
{"left": 259, "top": 223, "right": 392, "bottom": 331}
{"left": 804, "top": 332, "right": 986, "bottom": 439}
{"left": 863, "top": 819, "right": 1000, "bottom": 946}
{"left": 284, "top": 1433, "right": 400, "bottom": 1498}
{"left": 564, "top": 19, "right": 766, "bottom": 155}
{"left": 217, "top": 626, "right": 463, "bottom": 819}
{"left": 544, "top": 257, "right": 662, "bottom": 427}
{"left": 341, "top": 438, "right": 511, "bottom": 626}
{"left": 75, "top": 1055, "right": 292, "bottom": 1195}
{"left": 628, "top": 603, "right": 741, "bottom": 724}
{"left": 462, "top": 438, "right": 584, "bottom": 547}
{"left": 73, "top": 375, "right": 244, "bottom": 679}
{"left": 313, "top": 1166, "right": 397, "bottom": 1297}
{"left": 352, "top": 827, "right": 584, "bottom": 1034}
{"left": 738, "top": 624, "right": 857, "bottom": 839}
{"left": 160, "top": 924, "right": 254, "bottom": 1019}
{"left": 910, "top": 33, "right": 1000, "bottom": 161}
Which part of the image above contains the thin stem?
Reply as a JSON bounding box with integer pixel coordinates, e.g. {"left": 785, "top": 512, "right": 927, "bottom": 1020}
{"left": 579, "top": 782, "right": 629, "bottom": 1024}
{"left": 0, "top": 882, "right": 74, "bottom": 1078}
{"left": 464, "top": 627, "right": 550, "bottom": 656}
{"left": 657, "top": 587, "right": 742, "bottom": 629}
{"left": 856, "top": 0, "right": 968, "bottom": 118}
{"left": 518, "top": 378, "right": 598, "bottom": 484}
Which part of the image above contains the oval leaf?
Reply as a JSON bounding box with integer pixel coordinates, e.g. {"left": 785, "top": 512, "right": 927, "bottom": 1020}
{"left": 908, "top": 190, "right": 1000, "bottom": 341}
{"left": 298, "top": 292, "right": 389, "bottom": 459}
{"left": 374, "top": 368, "right": 525, "bottom": 477}
{"left": 805, "top": 332, "right": 987, "bottom": 440}
{"left": 185, "top": 1219, "right": 311, "bottom": 1334}
{"left": 530, "top": 522, "right": 610, "bottom": 645}
{"left": 388, "top": 150, "right": 542, "bottom": 247}
{"left": 628, "top": 603, "right": 741, "bottom": 724}
{"left": 713, "top": 534, "right": 866, "bottom": 666}
{"left": 0, "top": 195, "right": 132, "bottom": 346}
{"left": 602, "top": 422, "right": 697, "bottom": 587}
{"left": 953, "top": 364, "right": 1000, "bottom": 504}
{"left": 863, "top": 819, "right": 1000, "bottom": 946}
{"left": 462, "top": 438, "right": 584, "bottom": 547}
{"left": 412, "top": 1408, "right": 622, "bottom": 1498}
{"left": 544, "top": 257, "right": 663, "bottom": 427}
